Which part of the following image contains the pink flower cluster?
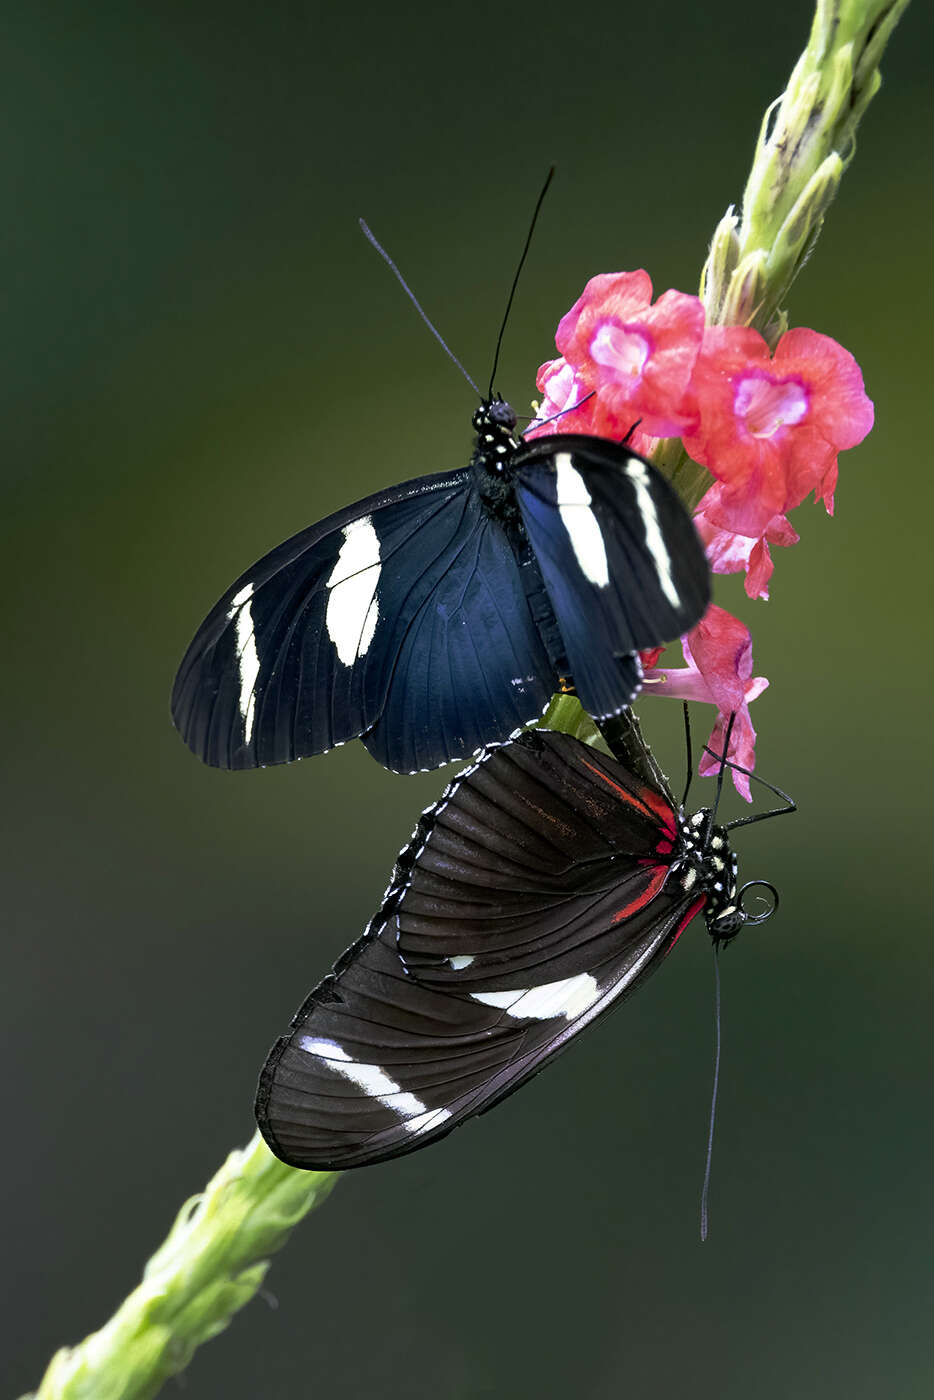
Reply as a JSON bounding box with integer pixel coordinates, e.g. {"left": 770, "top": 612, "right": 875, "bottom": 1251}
{"left": 529, "top": 271, "right": 874, "bottom": 797}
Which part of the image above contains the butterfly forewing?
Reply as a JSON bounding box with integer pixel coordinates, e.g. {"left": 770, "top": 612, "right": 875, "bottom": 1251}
{"left": 255, "top": 880, "right": 697, "bottom": 1171}
{"left": 514, "top": 437, "right": 710, "bottom": 718}
{"left": 172, "top": 471, "right": 556, "bottom": 772}
{"left": 255, "top": 730, "right": 704, "bottom": 1170}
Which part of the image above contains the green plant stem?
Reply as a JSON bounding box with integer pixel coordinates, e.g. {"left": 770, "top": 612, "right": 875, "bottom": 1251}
{"left": 23, "top": 1134, "right": 338, "bottom": 1400}
{"left": 652, "top": 0, "right": 910, "bottom": 513}
{"left": 25, "top": 3, "right": 910, "bottom": 1397}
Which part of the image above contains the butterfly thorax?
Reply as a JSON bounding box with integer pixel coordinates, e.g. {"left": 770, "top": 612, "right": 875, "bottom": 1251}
{"left": 674, "top": 809, "right": 744, "bottom": 943}
{"left": 471, "top": 398, "right": 522, "bottom": 470}
{"left": 470, "top": 397, "right": 525, "bottom": 525}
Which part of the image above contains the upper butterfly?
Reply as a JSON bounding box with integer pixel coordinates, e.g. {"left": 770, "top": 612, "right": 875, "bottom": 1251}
{"left": 171, "top": 400, "right": 710, "bottom": 774}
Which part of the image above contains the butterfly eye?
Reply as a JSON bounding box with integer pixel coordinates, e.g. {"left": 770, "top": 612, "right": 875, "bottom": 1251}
{"left": 489, "top": 399, "right": 518, "bottom": 429}
{"left": 711, "top": 908, "right": 744, "bottom": 940}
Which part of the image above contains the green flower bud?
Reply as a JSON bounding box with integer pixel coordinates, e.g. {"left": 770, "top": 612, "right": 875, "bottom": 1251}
{"left": 720, "top": 249, "right": 769, "bottom": 329}
{"left": 701, "top": 207, "right": 741, "bottom": 323}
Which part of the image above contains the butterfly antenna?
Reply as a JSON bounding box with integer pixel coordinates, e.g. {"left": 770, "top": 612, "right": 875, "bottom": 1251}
{"left": 359, "top": 219, "right": 482, "bottom": 397}
{"left": 701, "top": 744, "right": 798, "bottom": 832}
{"left": 700, "top": 944, "right": 722, "bottom": 1243}
{"left": 680, "top": 702, "right": 694, "bottom": 811}
{"left": 487, "top": 166, "right": 555, "bottom": 399}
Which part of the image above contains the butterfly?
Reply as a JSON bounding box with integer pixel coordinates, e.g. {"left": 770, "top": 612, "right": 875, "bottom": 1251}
{"left": 170, "top": 402, "right": 710, "bottom": 774}
{"left": 254, "top": 721, "right": 792, "bottom": 1170}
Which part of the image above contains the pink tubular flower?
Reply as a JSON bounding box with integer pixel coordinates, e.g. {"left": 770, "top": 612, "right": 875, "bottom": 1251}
{"left": 529, "top": 355, "right": 659, "bottom": 457}
{"left": 642, "top": 605, "right": 768, "bottom": 801}
{"left": 529, "top": 356, "right": 616, "bottom": 437}
{"left": 529, "top": 275, "right": 873, "bottom": 794}
{"left": 555, "top": 271, "right": 706, "bottom": 438}
{"left": 682, "top": 325, "right": 874, "bottom": 538}
{"left": 693, "top": 483, "right": 800, "bottom": 600}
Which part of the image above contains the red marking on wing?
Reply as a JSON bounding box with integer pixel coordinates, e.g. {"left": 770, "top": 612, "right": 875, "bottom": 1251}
{"left": 664, "top": 895, "right": 707, "bottom": 955}
{"left": 638, "top": 784, "right": 679, "bottom": 833}
{"left": 581, "top": 757, "right": 676, "bottom": 836}
{"left": 611, "top": 863, "right": 670, "bottom": 923}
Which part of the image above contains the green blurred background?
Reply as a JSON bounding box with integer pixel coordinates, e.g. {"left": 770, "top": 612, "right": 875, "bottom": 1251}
{"left": 5, "top": 3, "right": 933, "bottom": 1396}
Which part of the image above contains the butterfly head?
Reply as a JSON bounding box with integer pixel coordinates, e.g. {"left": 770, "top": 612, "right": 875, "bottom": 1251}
{"left": 678, "top": 809, "right": 777, "bottom": 945}
{"left": 472, "top": 398, "right": 521, "bottom": 473}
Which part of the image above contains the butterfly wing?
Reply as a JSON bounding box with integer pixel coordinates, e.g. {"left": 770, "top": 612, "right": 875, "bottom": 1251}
{"left": 357, "top": 504, "right": 556, "bottom": 773}
{"left": 255, "top": 731, "right": 704, "bottom": 1170}
{"left": 513, "top": 437, "right": 710, "bottom": 718}
{"left": 171, "top": 471, "right": 556, "bottom": 772}
{"left": 395, "top": 729, "right": 685, "bottom": 988}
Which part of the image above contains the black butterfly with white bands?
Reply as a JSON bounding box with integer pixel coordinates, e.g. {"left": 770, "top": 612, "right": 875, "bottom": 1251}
{"left": 171, "top": 402, "right": 710, "bottom": 774}
{"left": 255, "top": 726, "right": 786, "bottom": 1171}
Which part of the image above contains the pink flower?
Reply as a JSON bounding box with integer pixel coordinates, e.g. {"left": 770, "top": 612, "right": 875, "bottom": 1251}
{"left": 528, "top": 357, "right": 615, "bottom": 438}
{"left": 682, "top": 326, "right": 874, "bottom": 537}
{"left": 554, "top": 271, "right": 706, "bottom": 438}
{"left": 693, "top": 483, "right": 800, "bottom": 600}
{"left": 642, "top": 605, "right": 768, "bottom": 801}
{"left": 528, "top": 356, "right": 659, "bottom": 458}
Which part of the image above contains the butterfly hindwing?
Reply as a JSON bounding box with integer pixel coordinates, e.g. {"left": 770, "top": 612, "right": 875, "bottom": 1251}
{"left": 358, "top": 499, "right": 556, "bottom": 772}
{"left": 396, "top": 729, "right": 682, "bottom": 989}
{"left": 255, "top": 731, "right": 703, "bottom": 1170}
{"left": 171, "top": 471, "right": 556, "bottom": 772}
{"left": 513, "top": 436, "right": 711, "bottom": 718}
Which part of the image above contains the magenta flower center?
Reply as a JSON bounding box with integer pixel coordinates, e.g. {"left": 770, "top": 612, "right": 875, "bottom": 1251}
{"left": 734, "top": 374, "right": 809, "bottom": 438}
{"left": 590, "top": 321, "right": 651, "bottom": 382}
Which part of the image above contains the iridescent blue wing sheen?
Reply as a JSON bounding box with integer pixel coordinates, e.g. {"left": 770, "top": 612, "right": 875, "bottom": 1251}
{"left": 513, "top": 437, "right": 710, "bottom": 718}
{"left": 171, "top": 471, "right": 556, "bottom": 773}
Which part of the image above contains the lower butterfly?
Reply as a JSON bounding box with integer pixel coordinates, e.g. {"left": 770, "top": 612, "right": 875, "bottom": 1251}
{"left": 255, "top": 724, "right": 793, "bottom": 1170}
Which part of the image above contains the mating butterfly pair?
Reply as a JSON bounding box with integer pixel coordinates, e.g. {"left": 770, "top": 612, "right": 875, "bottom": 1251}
{"left": 171, "top": 393, "right": 781, "bottom": 1170}
{"left": 170, "top": 295, "right": 772, "bottom": 1171}
{"left": 254, "top": 723, "right": 790, "bottom": 1170}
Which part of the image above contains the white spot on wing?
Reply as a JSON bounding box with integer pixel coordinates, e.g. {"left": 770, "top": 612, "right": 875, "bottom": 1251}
{"left": 470, "top": 988, "right": 523, "bottom": 1010}
{"left": 448, "top": 955, "right": 475, "bottom": 970}
{"left": 625, "top": 459, "right": 681, "bottom": 608}
{"left": 298, "top": 1035, "right": 452, "bottom": 1135}
{"left": 399, "top": 1106, "right": 451, "bottom": 1136}
{"left": 472, "top": 973, "right": 601, "bottom": 1021}
{"left": 228, "top": 582, "right": 260, "bottom": 743}
{"left": 555, "top": 453, "right": 609, "bottom": 588}
{"left": 326, "top": 516, "right": 381, "bottom": 666}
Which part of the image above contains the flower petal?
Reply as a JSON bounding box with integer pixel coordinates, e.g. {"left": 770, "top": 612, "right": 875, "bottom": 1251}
{"left": 643, "top": 605, "right": 768, "bottom": 801}
{"left": 775, "top": 328, "right": 875, "bottom": 450}
{"left": 683, "top": 323, "right": 873, "bottom": 535}
{"left": 694, "top": 484, "right": 799, "bottom": 599}
{"left": 554, "top": 272, "right": 705, "bottom": 437}
{"left": 528, "top": 357, "right": 625, "bottom": 438}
